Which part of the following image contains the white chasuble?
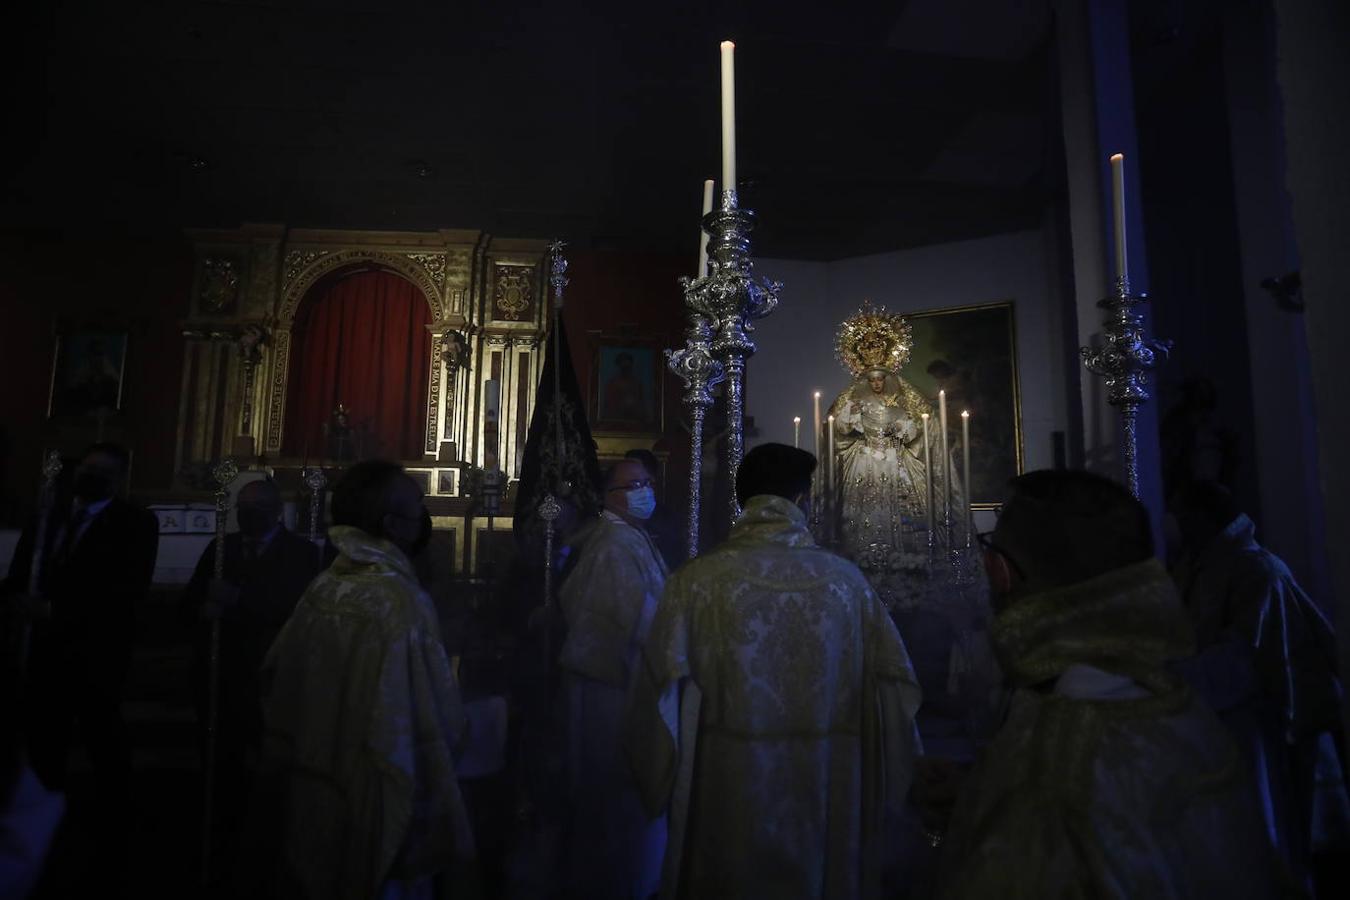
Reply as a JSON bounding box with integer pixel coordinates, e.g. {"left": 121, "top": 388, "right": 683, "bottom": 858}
{"left": 625, "top": 495, "right": 922, "bottom": 900}
{"left": 558, "top": 511, "right": 670, "bottom": 899}
{"left": 255, "top": 526, "right": 475, "bottom": 900}
{"left": 937, "top": 560, "right": 1284, "bottom": 900}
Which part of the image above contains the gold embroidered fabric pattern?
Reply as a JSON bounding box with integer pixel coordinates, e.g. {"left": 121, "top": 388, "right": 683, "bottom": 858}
{"left": 626, "top": 496, "right": 922, "bottom": 900}
{"left": 257, "top": 526, "right": 474, "bottom": 899}
{"left": 937, "top": 559, "right": 1280, "bottom": 899}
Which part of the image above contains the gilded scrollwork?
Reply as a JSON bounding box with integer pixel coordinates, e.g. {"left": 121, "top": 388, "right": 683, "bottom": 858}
{"left": 279, "top": 248, "right": 443, "bottom": 326}
{"left": 265, "top": 329, "right": 291, "bottom": 452}
{"left": 199, "top": 256, "right": 241, "bottom": 313}
{"left": 406, "top": 252, "right": 447, "bottom": 291}
{"left": 492, "top": 264, "right": 535, "bottom": 321}
{"left": 282, "top": 249, "right": 331, "bottom": 293}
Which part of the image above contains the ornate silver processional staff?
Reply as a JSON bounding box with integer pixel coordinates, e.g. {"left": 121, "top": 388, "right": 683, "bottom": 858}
{"left": 538, "top": 242, "right": 568, "bottom": 612}
{"left": 202, "top": 455, "right": 238, "bottom": 886}
{"left": 668, "top": 41, "right": 780, "bottom": 555}
{"left": 20, "top": 451, "right": 64, "bottom": 672}
{"left": 1079, "top": 154, "right": 1169, "bottom": 498}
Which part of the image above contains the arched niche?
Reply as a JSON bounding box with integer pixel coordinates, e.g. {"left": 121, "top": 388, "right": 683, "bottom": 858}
{"left": 281, "top": 264, "right": 437, "bottom": 460}
{"left": 265, "top": 251, "right": 444, "bottom": 455}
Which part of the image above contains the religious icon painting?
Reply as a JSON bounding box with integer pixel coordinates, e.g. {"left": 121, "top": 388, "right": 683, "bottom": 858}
{"left": 406, "top": 469, "right": 433, "bottom": 496}
{"left": 590, "top": 337, "right": 664, "bottom": 433}
{"left": 904, "top": 301, "right": 1023, "bottom": 507}
{"left": 436, "top": 468, "right": 459, "bottom": 496}
{"left": 47, "top": 331, "right": 128, "bottom": 418}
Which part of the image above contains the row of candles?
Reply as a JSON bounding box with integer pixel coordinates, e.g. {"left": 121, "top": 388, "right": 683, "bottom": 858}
{"left": 711, "top": 39, "right": 1132, "bottom": 536}
{"left": 795, "top": 389, "right": 973, "bottom": 538}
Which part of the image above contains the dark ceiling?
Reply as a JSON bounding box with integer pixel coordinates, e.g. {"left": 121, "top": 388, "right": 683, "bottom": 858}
{"left": 3, "top": 0, "right": 1055, "bottom": 260}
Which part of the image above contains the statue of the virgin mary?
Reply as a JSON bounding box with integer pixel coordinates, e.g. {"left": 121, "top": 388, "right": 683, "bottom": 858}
{"left": 827, "top": 302, "right": 959, "bottom": 563}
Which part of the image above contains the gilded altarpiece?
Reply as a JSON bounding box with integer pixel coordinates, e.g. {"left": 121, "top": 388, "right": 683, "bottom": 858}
{"left": 176, "top": 225, "right": 551, "bottom": 493}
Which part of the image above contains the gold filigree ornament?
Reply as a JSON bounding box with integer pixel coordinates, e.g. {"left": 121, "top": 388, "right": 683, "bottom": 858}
{"left": 835, "top": 300, "right": 914, "bottom": 378}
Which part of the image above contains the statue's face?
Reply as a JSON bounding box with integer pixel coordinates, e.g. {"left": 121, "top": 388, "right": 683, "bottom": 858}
{"left": 868, "top": 374, "right": 885, "bottom": 394}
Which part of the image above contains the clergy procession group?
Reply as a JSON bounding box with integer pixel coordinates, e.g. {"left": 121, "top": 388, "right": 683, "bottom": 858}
{"left": 1, "top": 437, "right": 1346, "bottom": 899}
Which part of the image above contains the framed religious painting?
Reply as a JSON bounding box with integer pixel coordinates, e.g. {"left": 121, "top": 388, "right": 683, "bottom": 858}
{"left": 406, "top": 468, "right": 433, "bottom": 496}
{"left": 47, "top": 330, "right": 128, "bottom": 418}
{"left": 903, "top": 301, "right": 1022, "bottom": 507}
{"left": 590, "top": 337, "right": 664, "bottom": 433}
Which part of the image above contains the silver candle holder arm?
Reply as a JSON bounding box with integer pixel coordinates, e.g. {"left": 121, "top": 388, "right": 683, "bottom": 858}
{"left": 1080, "top": 278, "right": 1171, "bottom": 498}
{"left": 682, "top": 193, "right": 781, "bottom": 524}
{"left": 666, "top": 311, "right": 724, "bottom": 559}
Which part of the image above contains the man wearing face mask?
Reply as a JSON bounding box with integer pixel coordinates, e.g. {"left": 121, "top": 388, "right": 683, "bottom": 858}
{"left": 624, "top": 448, "right": 684, "bottom": 571}
{"left": 2, "top": 442, "right": 157, "bottom": 885}
{"left": 556, "top": 457, "right": 669, "bottom": 900}
{"left": 181, "top": 477, "right": 320, "bottom": 879}
{"left": 242, "top": 459, "right": 475, "bottom": 900}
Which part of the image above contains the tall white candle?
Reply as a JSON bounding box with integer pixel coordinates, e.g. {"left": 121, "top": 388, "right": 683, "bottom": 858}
{"left": 922, "top": 413, "right": 934, "bottom": 536}
{"left": 1110, "top": 153, "right": 1128, "bottom": 284}
{"left": 698, "top": 178, "right": 714, "bottom": 278}
{"left": 827, "top": 414, "right": 835, "bottom": 521}
{"left": 812, "top": 392, "right": 822, "bottom": 461}
{"left": 793, "top": 416, "right": 801, "bottom": 448}
{"left": 720, "top": 41, "right": 737, "bottom": 201}
{"left": 939, "top": 390, "right": 950, "bottom": 525}
{"left": 962, "top": 411, "right": 972, "bottom": 542}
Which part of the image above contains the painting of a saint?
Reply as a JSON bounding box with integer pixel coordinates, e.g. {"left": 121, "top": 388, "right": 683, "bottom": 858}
{"left": 48, "top": 332, "right": 128, "bottom": 418}
{"left": 594, "top": 344, "right": 659, "bottom": 430}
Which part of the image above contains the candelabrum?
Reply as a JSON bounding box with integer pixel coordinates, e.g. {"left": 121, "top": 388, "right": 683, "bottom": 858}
{"left": 1080, "top": 277, "right": 1171, "bottom": 498}
{"left": 666, "top": 311, "right": 724, "bottom": 559}
{"left": 677, "top": 190, "right": 781, "bottom": 530}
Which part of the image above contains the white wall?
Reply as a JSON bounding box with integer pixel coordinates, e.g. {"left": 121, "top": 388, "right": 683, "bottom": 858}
{"left": 751, "top": 228, "right": 1072, "bottom": 478}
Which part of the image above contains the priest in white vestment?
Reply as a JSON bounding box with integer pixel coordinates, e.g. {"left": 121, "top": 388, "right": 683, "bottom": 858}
{"left": 1169, "top": 481, "right": 1348, "bottom": 892}
{"left": 557, "top": 457, "right": 669, "bottom": 899}
{"left": 937, "top": 470, "right": 1282, "bottom": 899}
{"left": 625, "top": 443, "right": 922, "bottom": 900}
{"left": 249, "top": 461, "right": 476, "bottom": 900}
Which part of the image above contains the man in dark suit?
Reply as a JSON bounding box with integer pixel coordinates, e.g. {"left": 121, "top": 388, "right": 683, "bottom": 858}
{"left": 181, "top": 477, "right": 321, "bottom": 878}
{"left": 4, "top": 442, "right": 158, "bottom": 823}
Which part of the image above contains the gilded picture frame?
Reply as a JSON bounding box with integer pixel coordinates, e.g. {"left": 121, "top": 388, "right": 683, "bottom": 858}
{"left": 903, "top": 301, "right": 1023, "bottom": 508}
{"left": 590, "top": 337, "right": 665, "bottom": 433}
{"left": 47, "top": 330, "right": 129, "bottom": 419}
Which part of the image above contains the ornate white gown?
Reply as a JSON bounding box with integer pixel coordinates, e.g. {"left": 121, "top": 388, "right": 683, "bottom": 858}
{"left": 828, "top": 375, "right": 954, "bottom": 566}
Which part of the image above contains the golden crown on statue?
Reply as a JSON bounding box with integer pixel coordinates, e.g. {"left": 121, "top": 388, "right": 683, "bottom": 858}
{"left": 835, "top": 300, "right": 914, "bottom": 378}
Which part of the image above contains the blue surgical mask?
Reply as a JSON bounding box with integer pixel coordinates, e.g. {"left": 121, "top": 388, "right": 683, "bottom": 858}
{"left": 625, "top": 486, "right": 656, "bottom": 521}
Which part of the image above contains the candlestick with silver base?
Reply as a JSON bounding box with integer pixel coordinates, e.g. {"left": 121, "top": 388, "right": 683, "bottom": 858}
{"left": 683, "top": 190, "right": 781, "bottom": 524}
{"left": 1080, "top": 276, "right": 1171, "bottom": 498}
{"left": 667, "top": 309, "right": 725, "bottom": 560}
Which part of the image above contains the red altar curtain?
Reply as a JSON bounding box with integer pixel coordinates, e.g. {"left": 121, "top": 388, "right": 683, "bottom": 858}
{"left": 282, "top": 268, "right": 430, "bottom": 461}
